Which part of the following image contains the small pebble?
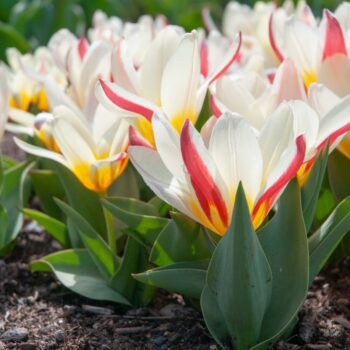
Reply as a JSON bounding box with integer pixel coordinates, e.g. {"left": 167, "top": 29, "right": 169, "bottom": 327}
{"left": 82, "top": 304, "right": 113, "bottom": 315}
{"left": 153, "top": 336, "right": 167, "bottom": 346}
{"left": 53, "top": 330, "right": 64, "bottom": 343}
{"left": 1, "top": 328, "right": 29, "bottom": 341}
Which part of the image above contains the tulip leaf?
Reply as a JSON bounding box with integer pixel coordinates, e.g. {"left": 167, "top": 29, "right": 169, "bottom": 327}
{"left": 308, "top": 196, "right": 350, "bottom": 284}
{"left": 0, "top": 21, "right": 30, "bottom": 60}
{"left": 30, "top": 169, "right": 65, "bottom": 220}
{"left": 30, "top": 249, "right": 130, "bottom": 305}
{"left": 108, "top": 164, "right": 140, "bottom": 199}
{"left": 50, "top": 162, "right": 107, "bottom": 239}
{"left": 254, "top": 179, "right": 309, "bottom": 348}
{"left": 301, "top": 148, "right": 328, "bottom": 232}
{"left": 67, "top": 217, "right": 83, "bottom": 249}
{"left": 101, "top": 197, "right": 169, "bottom": 245}
{"left": 328, "top": 149, "right": 350, "bottom": 201}
{"left": 150, "top": 212, "right": 211, "bottom": 266}
{"left": 110, "top": 236, "right": 151, "bottom": 304}
{"left": 134, "top": 260, "right": 208, "bottom": 299}
{"left": 22, "top": 208, "right": 70, "bottom": 247}
{"left": 56, "top": 199, "right": 119, "bottom": 280}
{"left": 201, "top": 184, "right": 272, "bottom": 350}
{"left": 0, "top": 161, "right": 32, "bottom": 252}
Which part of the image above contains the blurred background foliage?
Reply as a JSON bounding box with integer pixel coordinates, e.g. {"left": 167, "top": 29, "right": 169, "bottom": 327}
{"left": 0, "top": 0, "right": 346, "bottom": 60}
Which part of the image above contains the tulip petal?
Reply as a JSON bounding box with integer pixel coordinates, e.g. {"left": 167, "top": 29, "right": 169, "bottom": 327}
{"left": 272, "top": 58, "right": 307, "bottom": 104}
{"left": 129, "top": 125, "right": 154, "bottom": 149}
{"left": 321, "top": 9, "right": 347, "bottom": 61}
{"left": 161, "top": 31, "right": 201, "bottom": 129}
{"left": 253, "top": 134, "right": 306, "bottom": 228}
{"left": 14, "top": 137, "right": 67, "bottom": 166}
{"left": 129, "top": 145, "right": 196, "bottom": 220}
{"left": 269, "top": 13, "right": 284, "bottom": 62}
{"left": 180, "top": 119, "right": 229, "bottom": 233}
{"left": 209, "top": 113, "right": 263, "bottom": 210}
{"left": 97, "top": 80, "right": 157, "bottom": 121}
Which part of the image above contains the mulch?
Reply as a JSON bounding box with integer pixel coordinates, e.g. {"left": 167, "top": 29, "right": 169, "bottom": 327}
{"left": 0, "top": 133, "right": 349, "bottom": 349}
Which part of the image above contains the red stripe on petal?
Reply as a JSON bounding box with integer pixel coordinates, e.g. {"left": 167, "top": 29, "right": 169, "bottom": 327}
{"left": 322, "top": 9, "right": 347, "bottom": 61}
{"left": 99, "top": 80, "right": 154, "bottom": 121}
{"left": 317, "top": 122, "right": 350, "bottom": 151}
{"left": 200, "top": 41, "right": 209, "bottom": 78}
{"left": 209, "top": 95, "right": 222, "bottom": 118}
{"left": 269, "top": 13, "right": 284, "bottom": 62}
{"left": 253, "top": 135, "right": 306, "bottom": 221}
{"left": 180, "top": 119, "right": 228, "bottom": 229}
{"left": 78, "top": 37, "right": 89, "bottom": 61}
{"left": 128, "top": 126, "right": 154, "bottom": 149}
{"left": 208, "top": 32, "right": 242, "bottom": 85}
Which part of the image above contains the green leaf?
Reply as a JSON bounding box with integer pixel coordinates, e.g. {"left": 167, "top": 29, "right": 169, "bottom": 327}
{"left": 0, "top": 21, "right": 30, "bottom": 60}
{"left": 201, "top": 184, "right": 272, "bottom": 349}
{"left": 56, "top": 199, "right": 119, "bottom": 280}
{"left": 134, "top": 260, "right": 208, "bottom": 299}
{"left": 102, "top": 197, "right": 169, "bottom": 245}
{"left": 0, "top": 161, "right": 32, "bottom": 251}
{"left": 30, "top": 249, "right": 130, "bottom": 305}
{"left": 254, "top": 179, "right": 309, "bottom": 348}
{"left": 150, "top": 212, "right": 211, "bottom": 266}
{"left": 23, "top": 208, "right": 70, "bottom": 247}
{"left": 108, "top": 164, "right": 140, "bottom": 199}
{"left": 328, "top": 149, "right": 350, "bottom": 201}
{"left": 308, "top": 197, "right": 350, "bottom": 284}
{"left": 66, "top": 217, "right": 83, "bottom": 249}
{"left": 30, "top": 169, "right": 65, "bottom": 220}
{"left": 50, "top": 162, "right": 107, "bottom": 239}
{"left": 301, "top": 148, "right": 328, "bottom": 232}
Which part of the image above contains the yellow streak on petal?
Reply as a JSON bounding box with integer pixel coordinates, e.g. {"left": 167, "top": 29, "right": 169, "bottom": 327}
{"left": 36, "top": 89, "right": 49, "bottom": 111}
{"left": 302, "top": 70, "right": 317, "bottom": 89}
{"left": 9, "top": 91, "right": 31, "bottom": 111}
{"left": 170, "top": 112, "right": 196, "bottom": 134}
{"left": 337, "top": 135, "right": 350, "bottom": 159}
{"left": 252, "top": 201, "right": 268, "bottom": 230}
{"left": 137, "top": 118, "right": 155, "bottom": 146}
{"left": 72, "top": 158, "right": 128, "bottom": 193}
{"left": 37, "top": 129, "right": 61, "bottom": 153}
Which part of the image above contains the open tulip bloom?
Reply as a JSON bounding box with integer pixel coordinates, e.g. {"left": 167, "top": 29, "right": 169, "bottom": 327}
{"left": 96, "top": 29, "right": 242, "bottom": 144}
{"left": 15, "top": 106, "right": 128, "bottom": 192}
{"left": 129, "top": 110, "right": 306, "bottom": 234}
{"left": 211, "top": 58, "right": 350, "bottom": 185}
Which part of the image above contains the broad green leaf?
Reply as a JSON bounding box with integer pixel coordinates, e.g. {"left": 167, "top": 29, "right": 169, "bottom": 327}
{"left": 110, "top": 237, "right": 148, "bottom": 303}
{"left": 0, "top": 161, "right": 32, "bottom": 251}
{"left": 150, "top": 212, "right": 211, "bottom": 266}
{"left": 56, "top": 199, "right": 119, "bottom": 280}
{"left": 301, "top": 148, "right": 328, "bottom": 232}
{"left": 102, "top": 197, "right": 169, "bottom": 245}
{"left": 0, "top": 21, "right": 30, "bottom": 60}
{"left": 50, "top": 162, "right": 107, "bottom": 239}
{"left": 30, "top": 249, "right": 130, "bottom": 305}
{"left": 108, "top": 164, "right": 139, "bottom": 199}
{"left": 30, "top": 169, "right": 65, "bottom": 220}
{"left": 67, "top": 217, "right": 83, "bottom": 249}
{"left": 308, "top": 197, "right": 350, "bottom": 284}
{"left": 201, "top": 184, "right": 272, "bottom": 350}
{"left": 22, "top": 208, "right": 70, "bottom": 247}
{"left": 254, "top": 179, "right": 309, "bottom": 348}
{"left": 134, "top": 260, "right": 208, "bottom": 299}
{"left": 328, "top": 149, "right": 350, "bottom": 201}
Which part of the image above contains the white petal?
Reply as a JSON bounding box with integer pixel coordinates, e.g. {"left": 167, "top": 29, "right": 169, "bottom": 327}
{"left": 209, "top": 112, "right": 263, "bottom": 205}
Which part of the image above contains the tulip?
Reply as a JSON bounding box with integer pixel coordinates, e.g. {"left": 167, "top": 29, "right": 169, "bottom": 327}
{"left": 15, "top": 105, "right": 128, "bottom": 192}
{"left": 211, "top": 59, "right": 350, "bottom": 185}
{"left": 96, "top": 29, "right": 241, "bottom": 144}
{"left": 128, "top": 110, "right": 305, "bottom": 235}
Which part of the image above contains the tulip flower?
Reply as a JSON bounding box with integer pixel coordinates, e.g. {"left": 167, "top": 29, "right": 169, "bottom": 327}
{"left": 96, "top": 29, "right": 241, "bottom": 144}
{"left": 211, "top": 59, "right": 350, "bottom": 185}
{"left": 15, "top": 105, "right": 128, "bottom": 192}
{"left": 270, "top": 8, "right": 350, "bottom": 94}
{"left": 128, "top": 110, "right": 305, "bottom": 234}
{"left": 4, "top": 47, "right": 66, "bottom": 112}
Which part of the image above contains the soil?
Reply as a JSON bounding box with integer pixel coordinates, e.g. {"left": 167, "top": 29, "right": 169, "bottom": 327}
{"left": 1, "top": 133, "right": 349, "bottom": 349}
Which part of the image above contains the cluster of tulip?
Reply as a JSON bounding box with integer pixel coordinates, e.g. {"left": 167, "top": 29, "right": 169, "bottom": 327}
{"left": 1, "top": 1, "right": 350, "bottom": 349}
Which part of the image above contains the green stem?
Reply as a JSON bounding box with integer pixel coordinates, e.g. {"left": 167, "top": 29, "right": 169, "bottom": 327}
{"left": 102, "top": 193, "right": 117, "bottom": 255}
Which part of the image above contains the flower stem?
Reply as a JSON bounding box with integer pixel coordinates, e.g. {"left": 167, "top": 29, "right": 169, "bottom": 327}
{"left": 102, "top": 193, "right": 117, "bottom": 255}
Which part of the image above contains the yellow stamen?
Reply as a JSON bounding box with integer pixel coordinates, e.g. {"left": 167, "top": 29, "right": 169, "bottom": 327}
{"left": 302, "top": 70, "right": 317, "bottom": 89}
